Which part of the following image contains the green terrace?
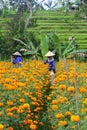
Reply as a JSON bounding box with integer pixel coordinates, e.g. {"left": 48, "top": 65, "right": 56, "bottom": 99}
{"left": 0, "top": 10, "right": 87, "bottom": 49}
{"left": 27, "top": 10, "right": 87, "bottom": 49}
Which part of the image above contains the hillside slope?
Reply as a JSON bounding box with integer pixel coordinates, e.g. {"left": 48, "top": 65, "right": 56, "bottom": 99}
{"left": 28, "top": 10, "right": 87, "bottom": 49}
{"left": 0, "top": 10, "right": 87, "bottom": 49}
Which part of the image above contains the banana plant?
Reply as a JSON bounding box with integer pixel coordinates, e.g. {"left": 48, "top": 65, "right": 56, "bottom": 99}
{"left": 13, "top": 38, "right": 40, "bottom": 60}
{"left": 14, "top": 32, "right": 49, "bottom": 60}
{"left": 49, "top": 33, "right": 62, "bottom": 59}
{"left": 39, "top": 33, "right": 49, "bottom": 61}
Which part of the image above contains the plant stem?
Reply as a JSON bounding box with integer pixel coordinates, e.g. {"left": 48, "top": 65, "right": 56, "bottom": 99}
{"left": 73, "top": 48, "right": 80, "bottom": 130}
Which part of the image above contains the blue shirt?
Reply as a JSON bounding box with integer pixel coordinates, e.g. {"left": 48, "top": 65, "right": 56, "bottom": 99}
{"left": 44, "top": 58, "right": 55, "bottom": 73}
{"left": 13, "top": 56, "right": 22, "bottom": 64}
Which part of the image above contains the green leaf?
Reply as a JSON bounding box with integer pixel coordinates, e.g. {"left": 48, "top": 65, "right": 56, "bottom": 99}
{"left": 70, "top": 49, "right": 87, "bottom": 54}
{"left": 50, "top": 33, "right": 60, "bottom": 46}
{"left": 39, "top": 33, "right": 49, "bottom": 60}
{"left": 23, "top": 50, "right": 38, "bottom": 55}
{"left": 13, "top": 38, "right": 30, "bottom": 49}
{"left": 63, "top": 40, "right": 74, "bottom": 56}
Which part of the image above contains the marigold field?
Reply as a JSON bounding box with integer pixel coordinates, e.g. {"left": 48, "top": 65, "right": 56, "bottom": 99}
{"left": 0, "top": 60, "right": 87, "bottom": 130}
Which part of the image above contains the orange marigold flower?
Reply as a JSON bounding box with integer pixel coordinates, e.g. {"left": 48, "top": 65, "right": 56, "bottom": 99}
{"left": 39, "top": 122, "right": 44, "bottom": 126}
{"left": 52, "top": 105, "right": 58, "bottom": 111}
{"left": 68, "top": 87, "right": 75, "bottom": 92}
{"left": 8, "top": 126, "right": 14, "bottom": 130}
{"left": 83, "top": 98, "right": 87, "bottom": 104}
{"left": 79, "top": 87, "right": 87, "bottom": 93}
{"left": 33, "top": 121, "right": 38, "bottom": 124}
{"left": 70, "top": 125, "right": 75, "bottom": 129}
{"left": 30, "top": 124, "right": 37, "bottom": 130}
{"left": 19, "top": 98, "right": 25, "bottom": 103}
{"left": 47, "top": 96, "right": 51, "bottom": 100}
{"left": 51, "top": 100, "right": 58, "bottom": 105}
{"left": 58, "top": 120, "right": 67, "bottom": 126}
{"left": 23, "top": 103, "right": 30, "bottom": 108}
{"left": 7, "top": 101, "right": 13, "bottom": 106}
{"left": 0, "top": 103, "right": 4, "bottom": 107}
{"left": 0, "top": 124, "right": 4, "bottom": 130}
{"left": 59, "top": 85, "right": 66, "bottom": 90}
{"left": 55, "top": 113, "right": 64, "bottom": 119}
{"left": 65, "top": 111, "right": 72, "bottom": 116}
{"left": 71, "top": 115, "right": 80, "bottom": 122}
{"left": 8, "top": 112, "right": 13, "bottom": 117}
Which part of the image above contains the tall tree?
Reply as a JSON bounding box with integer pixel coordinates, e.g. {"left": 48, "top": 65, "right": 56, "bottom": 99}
{"left": 24, "top": 0, "right": 32, "bottom": 29}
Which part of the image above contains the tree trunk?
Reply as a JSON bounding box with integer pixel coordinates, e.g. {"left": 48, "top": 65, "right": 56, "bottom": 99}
{"left": 25, "top": 0, "right": 32, "bottom": 29}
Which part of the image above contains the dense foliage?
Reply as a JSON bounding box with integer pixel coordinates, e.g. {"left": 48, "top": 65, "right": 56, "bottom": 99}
{"left": 0, "top": 0, "right": 87, "bottom": 60}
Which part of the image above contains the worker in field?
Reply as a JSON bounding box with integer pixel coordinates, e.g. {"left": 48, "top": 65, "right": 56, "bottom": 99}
{"left": 44, "top": 51, "right": 56, "bottom": 85}
{"left": 11, "top": 51, "right": 22, "bottom": 67}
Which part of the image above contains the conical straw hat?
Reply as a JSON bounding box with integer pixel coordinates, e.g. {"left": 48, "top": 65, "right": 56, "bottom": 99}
{"left": 12, "top": 51, "right": 21, "bottom": 56}
{"left": 45, "top": 51, "right": 55, "bottom": 57}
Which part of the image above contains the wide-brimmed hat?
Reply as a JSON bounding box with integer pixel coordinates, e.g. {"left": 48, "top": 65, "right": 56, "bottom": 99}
{"left": 12, "top": 51, "right": 21, "bottom": 56}
{"left": 45, "top": 51, "right": 55, "bottom": 57}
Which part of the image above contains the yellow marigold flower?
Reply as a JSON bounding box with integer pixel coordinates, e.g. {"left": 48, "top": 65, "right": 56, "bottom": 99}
{"left": 68, "top": 87, "right": 75, "bottom": 92}
{"left": 51, "top": 100, "right": 58, "bottom": 105}
{"left": 8, "top": 112, "right": 13, "bottom": 117}
{"left": 19, "top": 98, "right": 25, "bottom": 103}
{"left": 33, "top": 121, "right": 38, "bottom": 124}
{"left": 31, "top": 97, "right": 37, "bottom": 101}
{"left": 0, "top": 124, "right": 4, "bottom": 130}
{"left": 39, "top": 122, "right": 44, "bottom": 126}
{"left": 4, "top": 78, "right": 11, "bottom": 83}
{"left": 0, "top": 103, "right": 4, "bottom": 107}
{"left": 58, "top": 120, "right": 67, "bottom": 126}
{"left": 83, "top": 98, "right": 87, "bottom": 104}
{"left": 23, "top": 103, "right": 30, "bottom": 108}
{"left": 7, "top": 101, "right": 13, "bottom": 106}
{"left": 17, "top": 108, "right": 23, "bottom": 113}
{"left": 71, "top": 115, "right": 80, "bottom": 122}
{"left": 55, "top": 113, "right": 64, "bottom": 119}
{"left": 52, "top": 105, "right": 58, "bottom": 111}
{"left": 47, "top": 96, "right": 51, "bottom": 100}
{"left": 59, "top": 84, "right": 66, "bottom": 90}
{"left": 85, "top": 116, "right": 87, "bottom": 120}
{"left": 8, "top": 126, "right": 14, "bottom": 130}
{"left": 81, "top": 108, "right": 87, "bottom": 113}
{"left": 63, "top": 120, "right": 68, "bottom": 126}
{"left": 23, "top": 119, "right": 33, "bottom": 125}
{"left": 79, "top": 87, "right": 87, "bottom": 93}
{"left": 30, "top": 124, "right": 37, "bottom": 130}
{"left": 70, "top": 125, "right": 75, "bottom": 129}
{"left": 35, "top": 115, "right": 39, "bottom": 119}
{"left": 65, "top": 111, "right": 71, "bottom": 116}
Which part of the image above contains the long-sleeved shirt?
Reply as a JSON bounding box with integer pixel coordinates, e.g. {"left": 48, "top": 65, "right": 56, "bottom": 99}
{"left": 13, "top": 56, "right": 22, "bottom": 65}
{"left": 44, "top": 57, "right": 55, "bottom": 73}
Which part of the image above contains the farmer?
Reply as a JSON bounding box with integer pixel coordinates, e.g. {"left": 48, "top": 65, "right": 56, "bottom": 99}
{"left": 11, "top": 51, "right": 22, "bottom": 67}
{"left": 44, "top": 51, "right": 55, "bottom": 85}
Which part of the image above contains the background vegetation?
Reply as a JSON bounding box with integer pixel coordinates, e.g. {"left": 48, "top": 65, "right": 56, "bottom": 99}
{"left": 0, "top": 0, "right": 87, "bottom": 61}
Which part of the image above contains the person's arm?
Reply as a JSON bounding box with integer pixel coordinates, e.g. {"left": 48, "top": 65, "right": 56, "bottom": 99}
{"left": 44, "top": 59, "right": 48, "bottom": 64}
{"left": 13, "top": 58, "right": 17, "bottom": 64}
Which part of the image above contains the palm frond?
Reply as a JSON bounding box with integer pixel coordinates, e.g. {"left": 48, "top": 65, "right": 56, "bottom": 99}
{"left": 13, "top": 38, "right": 30, "bottom": 49}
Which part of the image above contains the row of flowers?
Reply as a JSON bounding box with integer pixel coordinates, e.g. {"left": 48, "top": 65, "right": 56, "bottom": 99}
{"left": 0, "top": 59, "right": 87, "bottom": 130}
